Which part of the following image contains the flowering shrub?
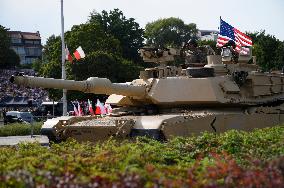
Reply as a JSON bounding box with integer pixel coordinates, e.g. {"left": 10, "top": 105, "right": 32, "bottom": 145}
{"left": 0, "top": 126, "right": 283, "bottom": 187}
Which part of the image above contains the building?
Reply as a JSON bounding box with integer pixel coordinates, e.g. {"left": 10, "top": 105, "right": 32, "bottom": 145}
{"left": 8, "top": 31, "right": 42, "bottom": 65}
{"left": 197, "top": 30, "right": 219, "bottom": 41}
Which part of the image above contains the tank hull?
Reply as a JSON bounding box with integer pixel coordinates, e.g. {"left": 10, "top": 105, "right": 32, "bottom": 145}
{"left": 41, "top": 105, "right": 284, "bottom": 142}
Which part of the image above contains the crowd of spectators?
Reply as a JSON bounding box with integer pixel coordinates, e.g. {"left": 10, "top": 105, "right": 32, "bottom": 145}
{"left": 0, "top": 69, "right": 48, "bottom": 103}
{"left": 0, "top": 69, "right": 110, "bottom": 121}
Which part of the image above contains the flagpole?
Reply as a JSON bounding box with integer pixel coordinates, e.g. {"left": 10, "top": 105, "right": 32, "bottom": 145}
{"left": 61, "top": 0, "right": 67, "bottom": 116}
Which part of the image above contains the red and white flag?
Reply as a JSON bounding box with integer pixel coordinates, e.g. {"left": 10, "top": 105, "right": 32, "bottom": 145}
{"left": 95, "top": 99, "right": 106, "bottom": 115}
{"left": 78, "top": 102, "right": 84, "bottom": 116}
{"left": 73, "top": 46, "right": 85, "bottom": 60}
{"left": 88, "top": 99, "right": 94, "bottom": 115}
{"left": 65, "top": 45, "right": 73, "bottom": 63}
{"left": 104, "top": 103, "right": 112, "bottom": 114}
{"left": 72, "top": 102, "right": 79, "bottom": 116}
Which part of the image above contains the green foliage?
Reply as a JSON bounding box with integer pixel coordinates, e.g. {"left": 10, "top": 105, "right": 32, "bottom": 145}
{"left": 65, "top": 22, "right": 121, "bottom": 57}
{"left": 0, "top": 122, "right": 42, "bottom": 136}
{"left": 31, "top": 59, "right": 43, "bottom": 73}
{"left": 247, "top": 31, "right": 284, "bottom": 71}
{"left": 0, "top": 126, "right": 283, "bottom": 187}
{"left": 38, "top": 9, "right": 144, "bottom": 101}
{"left": 145, "top": 17, "right": 198, "bottom": 48}
{"left": 66, "top": 51, "right": 142, "bottom": 100}
{"left": 89, "top": 9, "right": 144, "bottom": 61}
{"left": 39, "top": 59, "right": 63, "bottom": 101}
{"left": 0, "top": 25, "right": 20, "bottom": 68}
{"left": 42, "top": 35, "right": 62, "bottom": 63}
{"left": 198, "top": 40, "right": 221, "bottom": 55}
{"left": 70, "top": 51, "right": 135, "bottom": 82}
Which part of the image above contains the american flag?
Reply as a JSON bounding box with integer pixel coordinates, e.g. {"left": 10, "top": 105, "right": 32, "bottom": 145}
{"left": 217, "top": 18, "right": 252, "bottom": 54}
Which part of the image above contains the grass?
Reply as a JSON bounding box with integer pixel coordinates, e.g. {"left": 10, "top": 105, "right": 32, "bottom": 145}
{"left": 0, "top": 125, "right": 283, "bottom": 187}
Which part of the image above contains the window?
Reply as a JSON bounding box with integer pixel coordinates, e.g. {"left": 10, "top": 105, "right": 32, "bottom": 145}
{"left": 18, "top": 47, "right": 25, "bottom": 55}
{"left": 11, "top": 38, "right": 21, "bottom": 44}
{"left": 25, "top": 47, "right": 41, "bottom": 56}
{"left": 25, "top": 58, "right": 38, "bottom": 64}
{"left": 33, "top": 41, "right": 40, "bottom": 45}
{"left": 25, "top": 40, "right": 33, "bottom": 44}
{"left": 11, "top": 47, "right": 25, "bottom": 55}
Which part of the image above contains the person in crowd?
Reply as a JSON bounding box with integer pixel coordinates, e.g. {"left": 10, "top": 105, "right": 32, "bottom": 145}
{"left": 46, "top": 111, "right": 52, "bottom": 119}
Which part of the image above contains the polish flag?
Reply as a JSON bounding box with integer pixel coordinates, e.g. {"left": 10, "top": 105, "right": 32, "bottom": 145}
{"left": 73, "top": 46, "right": 85, "bottom": 60}
{"left": 88, "top": 99, "right": 94, "bottom": 115}
{"left": 78, "top": 102, "right": 84, "bottom": 116}
{"left": 72, "top": 102, "right": 79, "bottom": 116}
{"left": 65, "top": 45, "right": 73, "bottom": 63}
{"left": 95, "top": 99, "right": 106, "bottom": 115}
{"left": 104, "top": 103, "right": 112, "bottom": 114}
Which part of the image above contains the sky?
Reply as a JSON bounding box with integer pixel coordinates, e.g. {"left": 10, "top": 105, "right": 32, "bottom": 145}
{"left": 1, "top": 0, "right": 284, "bottom": 44}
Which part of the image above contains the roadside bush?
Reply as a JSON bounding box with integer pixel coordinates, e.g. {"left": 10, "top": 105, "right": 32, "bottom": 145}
{"left": 0, "top": 126, "right": 283, "bottom": 187}
{"left": 0, "top": 122, "right": 42, "bottom": 136}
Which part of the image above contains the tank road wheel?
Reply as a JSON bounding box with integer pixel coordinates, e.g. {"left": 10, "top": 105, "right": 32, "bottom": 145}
{"left": 130, "top": 129, "right": 166, "bottom": 141}
{"left": 56, "top": 128, "right": 69, "bottom": 142}
{"left": 41, "top": 128, "right": 60, "bottom": 143}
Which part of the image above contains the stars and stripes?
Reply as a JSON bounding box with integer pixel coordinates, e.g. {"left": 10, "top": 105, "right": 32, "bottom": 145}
{"left": 217, "top": 18, "right": 252, "bottom": 54}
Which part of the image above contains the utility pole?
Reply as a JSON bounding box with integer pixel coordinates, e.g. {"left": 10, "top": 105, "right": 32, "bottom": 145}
{"left": 61, "top": 0, "right": 67, "bottom": 116}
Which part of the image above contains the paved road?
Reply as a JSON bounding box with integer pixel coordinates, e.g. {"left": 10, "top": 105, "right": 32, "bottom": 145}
{"left": 0, "top": 135, "right": 49, "bottom": 146}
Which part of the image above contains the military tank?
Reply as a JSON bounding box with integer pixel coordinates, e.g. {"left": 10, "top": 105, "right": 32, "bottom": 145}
{"left": 10, "top": 45, "right": 284, "bottom": 142}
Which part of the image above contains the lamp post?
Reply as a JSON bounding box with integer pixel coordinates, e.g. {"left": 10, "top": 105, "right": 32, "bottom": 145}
{"left": 61, "top": 0, "right": 67, "bottom": 116}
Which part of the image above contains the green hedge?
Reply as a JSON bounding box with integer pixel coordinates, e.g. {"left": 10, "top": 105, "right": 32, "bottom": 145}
{"left": 0, "top": 126, "right": 283, "bottom": 187}
{"left": 0, "top": 122, "right": 42, "bottom": 136}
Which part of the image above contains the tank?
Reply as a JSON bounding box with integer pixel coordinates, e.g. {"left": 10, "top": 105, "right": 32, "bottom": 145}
{"left": 10, "top": 46, "right": 284, "bottom": 142}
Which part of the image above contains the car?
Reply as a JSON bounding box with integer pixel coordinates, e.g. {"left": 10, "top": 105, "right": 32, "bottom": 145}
{"left": 5, "top": 111, "right": 34, "bottom": 124}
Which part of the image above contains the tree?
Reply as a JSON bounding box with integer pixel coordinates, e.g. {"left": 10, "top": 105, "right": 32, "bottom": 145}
{"left": 38, "top": 9, "right": 144, "bottom": 101}
{"left": 0, "top": 25, "right": 11, "bottom": 67}
{"left": 42, "top": 35, "right": 62, "bottom": 63}
{"left": 198, "top": 40, "right": 221, "bottom": 55}
{"left": 276, "top": 41, "right": 284, "bottom": 69}
{"left": 70, "top": 51, "right": 141, "bottom": 83}
{"left": 6, "top": 48, "right": 20, "bottom": 68}
{"left": 31, "top": 59, "right": 43, "bottom": 73}
{"left": 0, "top": 25, "right": 20, "bottom": 68}
{"left": 39, "top": 60, "right": 63, "bottom": 101}
{"left": 89, "top": 9, "right": 144, "bottom": 61}
{"left": 144, "top": 17, "right": 198, "bottom": 48}
{"left": 247, "top": 31, "right": 284, "bottom": 71}
{"left": 65, "top": 22, "right": 121, "bottom": 58}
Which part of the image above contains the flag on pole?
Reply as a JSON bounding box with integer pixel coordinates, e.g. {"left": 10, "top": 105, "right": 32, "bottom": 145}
{"left": 78, "top": 101, "right": 83, "bottom": 116}
{"left": 95, "top": 99, "right": 106, "bottom": 115}
{"left": 95, "top": 104, "right": 101, "bottom": 115}
{"left": 65, "top": 45, "right": 73, "bottom": 63}
{"left": 104, "top": 103, "right": 112, "bottom": 114}
{"left": 73, "top": 46, "right": 85, "bottom": 60}
{"left": 72, "top": 102, "right": 79, "bottom": 116}
{"left": 217, "top": 18, "right": 252, "bottom": 54}
{"left": 88, "top": 99, "right": 94, "bottom": 115}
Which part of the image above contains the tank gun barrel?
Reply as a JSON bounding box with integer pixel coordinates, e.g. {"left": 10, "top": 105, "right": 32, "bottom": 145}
{"left": 10, "top": 75, "right": 146, "bottom": 97}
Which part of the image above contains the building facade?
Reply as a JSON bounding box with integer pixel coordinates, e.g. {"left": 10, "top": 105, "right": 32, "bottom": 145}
{"left": 8, "top": 31, "right": 42, "bottom": 65}
{"left": 197, "top": 30, "right": 219, "bottom": 41}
